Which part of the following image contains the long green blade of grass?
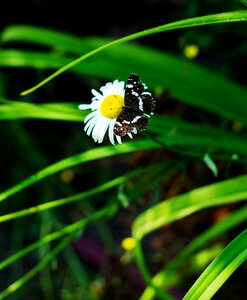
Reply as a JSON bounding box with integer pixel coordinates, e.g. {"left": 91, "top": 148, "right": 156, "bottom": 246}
{"left": 183, "top": 229, "right": 247, "bottom": 300}
{"left": 0, "top": 139, "right": 159, "bottom": 203}
{"left": 0, "top": 162, "right": 170, "bottom": 223}
{"left": 1, "top": 43, "right": 247, "bottom": 126}
{"left": 17, "top": 10, "right": 247, "bottom": 96}
{"left": 0, "top": 160, "right": 175, "bottom": 272}
{"left": 1, "top": 115, "right": 247, "bottom": 206}
{"left": 0, "top": 234, "right": 76, "bottom": 300}
{"left": 2, "top": 28, "right": 247, "bottom": 124}
{"left": 132, "top": 174, "right": 247, "bottom": 240}
{"left": 132, "top": 175, "right": 247, "bottom": 299}
{"left": 140, "top": 205, "right": 247, "bottom": 300}
{"left": 0, "top": 202, "right": 117, "bottom": 271}
{"left": 1, "top": 99, "right": 247, "bottom": 160}
{"left": 0, "top": 99, "right": 83, "bottom": 121}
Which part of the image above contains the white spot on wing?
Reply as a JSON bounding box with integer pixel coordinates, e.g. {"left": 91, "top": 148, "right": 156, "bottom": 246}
{"left": 126, "top": 84, "right": 134, "bottom": 88}
{"left": 132, "top": 91, "right": 139, "bottom": 97}
{"left": 139, "top": 99, "right": 144, "bottom": 111}
{"left": 132, "top": 116, "right": 142, "bottom": 123}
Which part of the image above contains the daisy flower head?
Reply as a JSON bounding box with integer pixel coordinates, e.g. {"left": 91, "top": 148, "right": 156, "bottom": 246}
{"left": 78, "top": 74, "right": 155, "bottom": 145}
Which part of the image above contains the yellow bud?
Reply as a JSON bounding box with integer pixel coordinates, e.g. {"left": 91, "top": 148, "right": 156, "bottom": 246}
{"left": 121, "top": 237, "right": 137, "bottom": 251}
{"left": 184, "top": 44, "right": 199, "bottom": 59}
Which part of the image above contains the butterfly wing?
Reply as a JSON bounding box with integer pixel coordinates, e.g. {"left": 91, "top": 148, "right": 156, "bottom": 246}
{"left": 114, "top": 73, "right": 155, "bottom": 136}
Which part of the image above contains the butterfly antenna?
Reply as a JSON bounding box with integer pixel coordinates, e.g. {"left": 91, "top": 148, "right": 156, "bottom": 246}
{"left": 113, "top": 95, "right": 125, "bottom": 108}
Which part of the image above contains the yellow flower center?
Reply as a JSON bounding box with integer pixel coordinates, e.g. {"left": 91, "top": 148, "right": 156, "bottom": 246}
{"left": 100, "top": 94, "right": 124, "bottom": 119}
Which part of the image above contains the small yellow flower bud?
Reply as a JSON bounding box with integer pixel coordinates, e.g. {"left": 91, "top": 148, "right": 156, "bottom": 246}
{"left": 184, "top": 44, "right": 199, "bottom": 59}
{"left": 121, "top": 237, "right": 137, "bottom": 251}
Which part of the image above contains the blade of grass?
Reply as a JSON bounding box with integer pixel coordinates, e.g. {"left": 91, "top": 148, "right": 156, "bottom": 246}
{"left": 132, "top": 175, "right": 247, "bottom": 299}
{"left": 148, "top": 116, "right": 247, "bottom": 158}
{"left": 39, "top": 212, "right": 55, "bottom": 300}
{"left": 132, "top": 174, "right": 247, "bottom": 240}
{"left": 0, "top": 162, "right": 170, "bottom": 223}
{"left": 63, "top": 245, "right": 91, "bottom": 295}
{"left": 0, "top": 159, "right": 177, "bottom": 273}
{"left": 2, "top": 32, "right": 247, "bottom": 124}
{"left": 140, "top": 205, "right": 247, "bottom": 300}
{"left": 183, "top": 229, "right": 247, "bottom": 300}
{"left": 0, "top": 139, "right": 159, "bottom": 203}
{"left": 0, "top": 202, "right": 117, "bottom": 272}
{"left": 19, "top": 10, "right": 247, "bottom": 95}
{"left": 134, "top": 239, "right": 176, "bottom": 300}
{"left": 0, "top": 233, "right": 76, "bottom": 299}
{"left": 0, "top": 100, "right": 83, "bottom": 121}
{"left": 2, "top": 99, "right": 247, "bottom": 158}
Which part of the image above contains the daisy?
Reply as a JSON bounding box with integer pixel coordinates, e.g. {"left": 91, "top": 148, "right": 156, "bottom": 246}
{"left": 78, "top": 79, "right": 137, "bottom": 144}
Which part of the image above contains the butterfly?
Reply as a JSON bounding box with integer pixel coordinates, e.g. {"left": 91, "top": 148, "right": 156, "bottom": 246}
{"left": 114, "top": 73, "right": 156, "bottom": 136}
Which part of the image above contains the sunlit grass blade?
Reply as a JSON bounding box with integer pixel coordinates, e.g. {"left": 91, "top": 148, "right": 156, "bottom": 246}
{"left": 134, "top": 239, "right": 176, "bottom": 300}
{"left": 0, "top": 160, "right": 177, "bottom": 272}
{"left": 132, "top": 175, "right": 247, "bottom": 299}
{"left": 0, "top": 140, "right": 159, "bottom": 203}
{"left": 0, "top": 162, "right": 171, "bottom": 223}
{"left": 132, "top": 174, "right": 247, "bottom": 240}
{"left": 2, "top": 30, "right": 247, "bottom": 124}
{"left": 0, "top": 99, "right": 83, "bottom": 121}
{"left": 1, "top": 113, "right": 247, "bottom": 205}
{"left": 17, "top": 10, "right": 247, "bottom": 96}
{"left": 0, "top": 49, "right": 73, "bottom": 69}
{"left": 149, "top": 115, "right": 247, "bottom": 157}
{"left": 2, "top": 99, "right": 247, "bottom": 159}
{"left": 0, "top": 26, "right": 94, "bottom": 53}
{"left": 140, "top": 205, "right": 247, "bottom": 300}
{"left": 183, "top": 229, "right": 247, "bottom": 300}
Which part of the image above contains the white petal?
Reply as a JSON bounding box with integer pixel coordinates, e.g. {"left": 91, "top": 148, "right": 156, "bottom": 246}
{"left": 98, "top": 118, "right": 111, "bottom": 143}
{"left": 132, "top": 128, "right": 138, "bottom": 134}
{"left": 128, "top": 132, "right": 133, "bottom": 139}
{"left": 91, "top": 89, "right": 103, "bottom": 101}
{"left": 116, "top": 134, "right": 122, "bottom": 144}
{"left": 117, "top": 81, "right": 125, "bottom": 96}
{"left": 78, "top": 104, "right": 92, "bottom": 110}
{"left": 84, "top": 110, "right": 98, "bottom": 123}
{"left": 85, "top": 120, "right": 98, "bottom": 136}
{"left": 108, "top": 119, "right": 116, "bottom": 145}
{"left": 90, "top": 100, "right": 101, "bottom": 110}
{"left": 92, "top": 116, "right": 108, "bottom": 143}
{"left": 101, "top": 80, "right": 125, "bottom": 97}
{"left": 84, "top": 115, "right": 100, "bottom": 135}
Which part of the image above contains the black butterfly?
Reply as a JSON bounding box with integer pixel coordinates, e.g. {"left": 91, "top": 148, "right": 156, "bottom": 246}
{"left": 114, "top": 73, "right": 156, "bottom": 136}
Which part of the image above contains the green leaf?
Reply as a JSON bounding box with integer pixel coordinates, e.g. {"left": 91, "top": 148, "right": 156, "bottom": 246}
{"left": 183, "top": 229, "right": 247, "bottom": 300}
{"left": 0, "top": 100, "right": 83, "bottom": 121}
{"left": 0, "top": 163, "right": 170, "bottom": 223}
{"left": 140, "top": 205, "right": 247, "bottom": 300}
{"left": 203, "top": 154, "right": 218, "bottom": 177}
{"left": 132, "top": 175, "right": 247, "bottom": 300}
{"left": 2, "top": 22, "right": 247, "bottom": 124}
{"left": 0, "top": 140, "right": 159, "bottom": 203}
{"left": 132, "top": 174, "right": 247, "bottom": 240}
{"left": 8, "top": 10, "right": 247, "bottom": 96}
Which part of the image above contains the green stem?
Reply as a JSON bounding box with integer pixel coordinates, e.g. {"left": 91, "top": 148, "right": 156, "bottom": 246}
{"left": 134, "top": 241, "right": 176, "bottom": 300}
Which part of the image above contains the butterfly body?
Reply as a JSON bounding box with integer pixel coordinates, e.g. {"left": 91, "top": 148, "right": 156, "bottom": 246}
{"left": 114, "top": 73, "right": 155, "bottom": 136}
